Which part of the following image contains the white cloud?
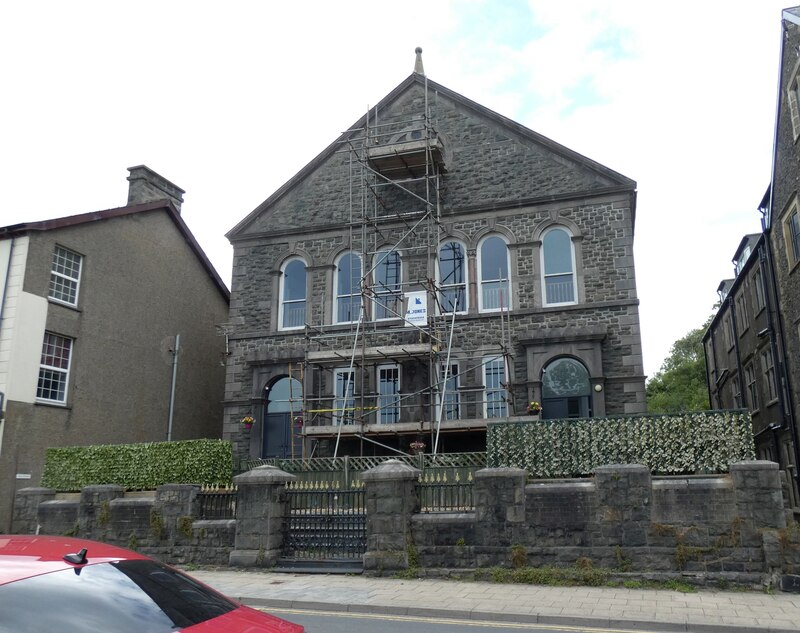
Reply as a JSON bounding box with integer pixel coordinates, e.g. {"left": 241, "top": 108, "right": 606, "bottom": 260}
{"left": 0, "top": 0, "right": 790, "bottom": 378}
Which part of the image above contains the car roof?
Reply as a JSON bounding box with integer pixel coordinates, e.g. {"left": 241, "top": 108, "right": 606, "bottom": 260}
{"left": 0, "top": 535, "right": 149, "bottom": 585}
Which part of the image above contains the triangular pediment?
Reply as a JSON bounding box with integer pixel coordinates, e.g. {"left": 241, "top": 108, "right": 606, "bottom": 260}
{"left": 227, "top": 74, "right": 635, "bottom": 240}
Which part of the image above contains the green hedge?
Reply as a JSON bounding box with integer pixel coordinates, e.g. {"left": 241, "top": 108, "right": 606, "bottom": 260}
{"left": 487, "top": 410, "right": 755, "bottom": 477}
{"left": 41, "top": 439, "right": 233, "bottom": 491}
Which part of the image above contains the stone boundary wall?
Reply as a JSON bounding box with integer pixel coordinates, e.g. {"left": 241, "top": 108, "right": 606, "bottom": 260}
{"left": 13, "top": 460, "right": 800, "bottom": 586}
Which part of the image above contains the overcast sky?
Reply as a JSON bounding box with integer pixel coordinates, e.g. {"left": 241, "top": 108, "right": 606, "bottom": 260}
{"left": 0, "top": 1, "right": 790, "bottom": 378}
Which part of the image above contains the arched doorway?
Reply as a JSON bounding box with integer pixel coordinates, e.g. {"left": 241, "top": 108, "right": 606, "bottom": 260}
{"left": 262, "top": 376, "right": 303, "bottom": 459}
{"left": 541, "top": 357, "right": 592, "bottom": 419}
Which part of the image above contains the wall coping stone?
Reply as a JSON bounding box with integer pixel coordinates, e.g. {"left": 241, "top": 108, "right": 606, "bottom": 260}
{"left": 730, "top": 460, "right": 779, "bottom": 472}
{"left": 109, "top": 497, "right": 154, "bottom": 507}
{"left": 193, "top": 519, "right": 236, "bottom": 529}
{"left": 652, "top": 478, "right": 731, "bottom": 491}
{"left": 16, "top": 488, "right": 55, "bottom": 496}
{"left": 595, "top": 464, "right": 648, "bottom": 473}
{"left": 233, "top": 465, "right": 296, "bottom": 485}
{"left": 474, "top": 467, "right": 527, "bottom": 479}
{"left": 527, "top": 481, "right": 595, "bottom": 492}
{"left": 361, "top": 459, "right": 420, "bottom": 481}
{"left": 40, "top": 499, "right": 79, "bottom": 507}
{"left": 81, "top": 485, "right": 125, "bottom": 493}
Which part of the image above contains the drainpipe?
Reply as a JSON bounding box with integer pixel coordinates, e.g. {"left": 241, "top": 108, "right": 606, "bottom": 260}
{"left": 167, "top": 334, "right": 180, "bottom": 441}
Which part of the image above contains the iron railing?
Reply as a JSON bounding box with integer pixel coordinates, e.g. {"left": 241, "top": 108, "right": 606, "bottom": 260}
{"left": 417, "top": 471, "right": 475, "bottom": 512}
{"left": 197, "top": 486, "right": 237, "bottom": 520}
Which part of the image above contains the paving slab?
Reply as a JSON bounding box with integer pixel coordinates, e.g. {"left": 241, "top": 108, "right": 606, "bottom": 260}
{"left": 189, "top": 568, "right": 800, "bottom": 632}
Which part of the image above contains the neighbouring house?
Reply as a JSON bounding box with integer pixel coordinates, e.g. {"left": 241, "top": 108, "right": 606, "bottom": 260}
{"left": 222, "top": 50, "right": 646, "bottom": 464}
{"left": 0, "top": 166, "right": 230, "bottom": 530}
{"left": 705, "top": 6, "right": 800, "bottom": 512}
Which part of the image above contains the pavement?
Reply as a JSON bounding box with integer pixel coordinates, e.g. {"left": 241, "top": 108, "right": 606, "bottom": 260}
{"left": 189, "top": 568, "right": 800, "bottom": 632}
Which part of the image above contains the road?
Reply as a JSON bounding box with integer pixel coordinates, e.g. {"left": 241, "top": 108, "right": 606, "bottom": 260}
{"left": 260, "top": 607, "right": 687, "bottom": 633}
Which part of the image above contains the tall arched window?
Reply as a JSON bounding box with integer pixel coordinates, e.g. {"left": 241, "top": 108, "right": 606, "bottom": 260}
{"left": 438, "top": 241, "right": 467, "bottom": 313}
{"left": 373, "top": 249, "right": 401, "bottom": 320}
{"left": 541, "top": 357, "right": 592, "bottom": 419}
{"left": 262, "top": 376, "right": 303, "bottom": 458}
{"left": 335, "top": 252, "right": 362, "bottom": 323}
{"left": 478, "top": 235, "right": 511, "bottom": 312}
{"left": 279, "top": 258, "right": 306, "bottom": 330}
{"left": 542, "top": 227, "right": 576, "bottom": 305}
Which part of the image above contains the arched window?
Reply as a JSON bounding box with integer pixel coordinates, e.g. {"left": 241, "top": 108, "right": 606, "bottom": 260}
{"left": 335, "top": 252, "right": 362, "bottom": 323}
{"left": 373, "top": 249, "right": 402, "bottom": 320}
{"left": 541, "top": 358, "right": 592, "bottom": 419}
{"left": 478, "top": 235, "right": 511, "bottom": 312}
{"left": 438, "top": 241, "right": 467, "bottom": 313}
{"left": 262, "top": 376, "right": 303, "bottom": 458}
{"left": 542, "top": 227, "right": 576, "bottom": 305}
{"left": 279, "top": 258, "right": 306, "bottom": 330}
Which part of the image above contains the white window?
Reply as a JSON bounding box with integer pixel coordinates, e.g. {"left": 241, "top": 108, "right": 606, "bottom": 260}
{"left": 484, "top": 357, "right": 507, "bottom": 418}
{"left": 333, "top": 368, "right": 355, "bottom": 425}
{"left": 377, "top": 364, "right": 400, "bottom": 424}
{"left": 279, "top": 258, "right": 306, "bottom": 330}
{"left": 49, "top": 246, "right": 82, "bottom": 306}
{"left": 438, "top": 241, "right": 467, "bottom": 313}
{"left": 335, "top": 252, "right": 362, "bottom": 324}
{"left": 541, "top": 227, "right": 576, "bottom": 306}
{"left": 373, "top": 249, "right": 402, "bottom": 320}
{"left": 478, "top": 235, "right": 511, "bottom": 312}
{"left": 37, "top": 332, "right": 73, "bottom": 404}
{"left": 438, "top": 362, "right": 460, "bottom": 421}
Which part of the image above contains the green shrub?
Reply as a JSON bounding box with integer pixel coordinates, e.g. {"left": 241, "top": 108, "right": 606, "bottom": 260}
{"left": 41, "top": 439, "right": 232, "bottom": 491}
{"left": 487, "top": 410, "right": 754, "bottom": 477}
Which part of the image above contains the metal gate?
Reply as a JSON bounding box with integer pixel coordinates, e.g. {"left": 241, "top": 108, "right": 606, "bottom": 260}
{"left": 280, "top": 483, "right": 366, "bottom": 571}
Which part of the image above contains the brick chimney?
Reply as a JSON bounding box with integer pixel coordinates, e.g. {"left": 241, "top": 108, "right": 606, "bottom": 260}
{"left": 126, "top": 165, "right": 185, "bottom": 213}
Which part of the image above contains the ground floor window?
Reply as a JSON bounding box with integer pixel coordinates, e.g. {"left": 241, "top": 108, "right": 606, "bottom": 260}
{"left": 334, "top": 368, "right": 356, "bottom": 425}
{"left": 377, "top": 364, "right": 400, "bottom": 424}
{"left": 439, "top": 362, "right": 460, "bottom": 421}
{"left": 541, "top": 357, "right": 592, "bottom": 419}
{"left": 484, "top": 357, "right": 507, "bottom": 418}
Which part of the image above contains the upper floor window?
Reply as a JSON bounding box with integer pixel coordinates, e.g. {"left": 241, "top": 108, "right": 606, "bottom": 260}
{"left": 37, "top": 332, "right": 73, "bottom": 404}
{"left": 373, "top": 249, "right": 402, "bottom": 320}
{"left": 438, "top": 241, "right": 467, "bottom": 313}
{"left": 753, "top": 269, "right": 766, "bottom": 312}
{"left": 49, "top": 245, "right": 82, "bottom": 307}
{"left": 335, "top": 252, "right": 362, "bottom": 324}
{"left": 731, "top": 376, "right": 743, "bottom": 408}
{"left": 478, "top": 235, "right": 511, "bottom": 312}
{"left": 744, "top": 363, "right": 758, "bottom": 410}
{"left": 279, "top": 258, "right": 306, "bottom": 330}
{"left": 542, "top": 227, "right": 576, "bottom": 306}
{"left": 761, "top": 348, "right": 777, "bottom": 402}
{"left": 787, "top": 210, "right": 800, "bottom": 268}
{"left": 736, "top": 294, "right": 749, "bottom": 333}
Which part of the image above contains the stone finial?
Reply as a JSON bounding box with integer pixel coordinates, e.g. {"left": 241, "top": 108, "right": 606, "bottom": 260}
{"left": 414, "top": 47, "right": 425, "bottom": 75}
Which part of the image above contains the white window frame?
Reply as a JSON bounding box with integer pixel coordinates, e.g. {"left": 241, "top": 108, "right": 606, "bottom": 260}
{"left": 333, "top": 368, "right": 356, "bottom": 425}
{"left": 483, "top": 356, "right": 507, "bottom": 418}
{"left": 376, "top": 363, "right": 401, "bottom": 424}
{"left": 373, "top": 249, "right": 402, "bottom": 321}
{"left": 335, "top": 252, "right": 363, "bottom": 324}
{"left": 278, "top": 257, "right": 307, "bottom": 330}
{"left": 541, "top": 227, "right": 577, "bottom": 307}
{"left": 437, "top": 240, "right": 468, "bottom": 314}
{"left": 36, "top": 332, "right": 73, "bottom": 404}
{"left": 437, "top": 361, "right": 460, "bottom": 421}
{"left": 49, "top": 245, "right": 82, "bottom": 307}
{"left": 477, "top": 235, "right": 511, "bottom": 313}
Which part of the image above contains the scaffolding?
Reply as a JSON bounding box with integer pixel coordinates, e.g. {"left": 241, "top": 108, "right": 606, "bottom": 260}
{"left": 296, "top": 77, "right": 513, "bottom": 459}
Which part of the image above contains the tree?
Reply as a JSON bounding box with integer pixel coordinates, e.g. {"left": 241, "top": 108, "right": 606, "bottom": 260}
{"left": 646, "top": 317, "right": 712, "bottom": 413}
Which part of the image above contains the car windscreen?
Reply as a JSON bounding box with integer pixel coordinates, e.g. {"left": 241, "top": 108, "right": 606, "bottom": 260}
{"left": 0, "top": 559, "right": 237, "bottom": 633}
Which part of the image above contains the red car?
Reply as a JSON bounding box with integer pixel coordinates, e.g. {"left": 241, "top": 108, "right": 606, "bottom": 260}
{"left": 0, "top": 535, "right": 304, "bottom": 633}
